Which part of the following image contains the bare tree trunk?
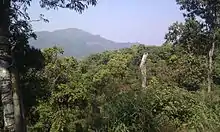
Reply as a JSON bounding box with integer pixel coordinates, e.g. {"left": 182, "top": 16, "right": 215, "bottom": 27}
{"left": 11, "top": 68, "right": 26, "bottom": 132}
{"left": 0, "top": 61, "right": 14, "bottom": 132}
{"left": 140, "top": 53, "right": 148, "bottom": 89}
{"left": 0, "top": 0, "right": 15, "bottom": 131}
{"left": 208, "top": 42, "right": 215, "bottom": 93}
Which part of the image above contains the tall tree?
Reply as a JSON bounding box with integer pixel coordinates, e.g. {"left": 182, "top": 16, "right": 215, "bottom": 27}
{"left": 175, "top": 0, "right": 220, "bottom": 92}
{"left": 0, "top": 0, "right": 97, "bottom": 131}
{"left": 0, "top": 0, "right": 15, "bottom": 131}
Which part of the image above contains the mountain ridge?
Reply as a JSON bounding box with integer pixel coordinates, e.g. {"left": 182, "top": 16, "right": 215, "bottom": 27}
{"left": 30, "top": 28, "right": 135, "bottom": 58}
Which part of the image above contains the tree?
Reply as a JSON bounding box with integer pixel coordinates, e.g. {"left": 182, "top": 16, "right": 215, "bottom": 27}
{"left": 0, "top": 1, "right": 15, "bottom": 131}
{"left": 165, "top": 19, "right": 210, "bottom": 56}
{"left": 0, "top": 0, "right": 97, "bottom": 131}
{"left": 9, "top": 19, "right": 40, "bottom": 132}
{"left": 29, "top": 47, "right": 87, "bottom": 132}
{"left": 173, "top": 0, "right": 220, "bottom": 92}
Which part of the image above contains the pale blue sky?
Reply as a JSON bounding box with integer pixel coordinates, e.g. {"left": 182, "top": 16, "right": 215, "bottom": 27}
{"left": 28, "top": 0, "right": 184, "bottom": 45}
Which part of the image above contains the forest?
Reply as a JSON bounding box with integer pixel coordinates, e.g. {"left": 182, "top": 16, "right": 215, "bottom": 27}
{"left": 0, "top": 0, "right": 220, "bottom": 132}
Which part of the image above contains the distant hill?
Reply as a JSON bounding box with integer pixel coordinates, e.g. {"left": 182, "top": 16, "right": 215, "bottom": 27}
{"left": 29, "top": 28, "right": 135, "bottom": 58}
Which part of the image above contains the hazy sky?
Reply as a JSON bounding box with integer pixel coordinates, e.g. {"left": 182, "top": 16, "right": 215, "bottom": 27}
{"left": 28, "top": 0, "right": 184, "bottom": 45}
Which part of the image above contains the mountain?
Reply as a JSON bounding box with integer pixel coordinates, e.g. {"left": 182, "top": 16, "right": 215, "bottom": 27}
{"left": 29, "top": 28, "right": 135, "bottom": 58}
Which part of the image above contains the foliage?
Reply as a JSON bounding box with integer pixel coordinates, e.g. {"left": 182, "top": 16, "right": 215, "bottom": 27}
{"left": 165, "top": 0, "right": 220, "bottom": 91}
{"left": 102, "top": 84, "right": 220, "bottom": 132}
{"left": 165, "top": 19, "right": 210, "bottom": 55}
{"left": 19, "top": 44, "right": 220, "bottom": 132}
{"left": 1, "top": 0, "right": 220, "bottom": 131}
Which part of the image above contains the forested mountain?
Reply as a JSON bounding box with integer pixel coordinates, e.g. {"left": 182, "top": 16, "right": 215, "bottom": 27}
{"left": 30, "top": 28, "right": 134, "bottom": 58}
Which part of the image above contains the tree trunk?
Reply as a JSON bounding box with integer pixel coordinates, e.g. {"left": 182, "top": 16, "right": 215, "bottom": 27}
{"left": 11, "top": 68, "right": 26, "bottom": 132}
{"left": 208, "top": 41, "right": 215, "bottom": 93}
{"left": 0, "top": 0, "right": 15, "bottom": 131}
{"left": 140, "top": 53, "right": 148, "bottom": 89}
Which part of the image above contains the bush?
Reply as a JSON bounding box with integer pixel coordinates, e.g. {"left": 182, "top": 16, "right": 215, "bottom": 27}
{"left": 100, "top": 82, "right": 220, "bottom": 132}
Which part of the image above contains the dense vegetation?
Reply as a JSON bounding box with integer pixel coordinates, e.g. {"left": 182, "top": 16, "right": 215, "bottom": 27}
{"left": 0, "top": 0, "right": 220, "bottom": 132}
{"left": 17, "top": 43, "right": 219, "bottom": 132}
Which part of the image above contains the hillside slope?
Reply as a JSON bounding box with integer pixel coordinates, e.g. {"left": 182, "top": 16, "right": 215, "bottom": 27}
{"left": 30, "top": 28, "right": 134, "bottom": 58}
